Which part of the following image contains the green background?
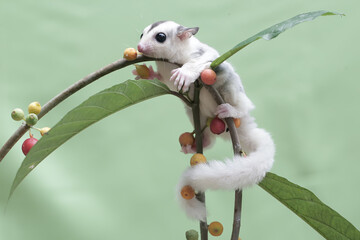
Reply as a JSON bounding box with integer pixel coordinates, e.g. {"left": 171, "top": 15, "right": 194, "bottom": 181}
{"left": 1, "top": 0, "right": 359, "bottom": 239}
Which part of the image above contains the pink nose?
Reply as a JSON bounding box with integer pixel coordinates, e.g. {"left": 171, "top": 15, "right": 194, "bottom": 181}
{"left": 137, "top": 44, "right": 144, "bottom": 53}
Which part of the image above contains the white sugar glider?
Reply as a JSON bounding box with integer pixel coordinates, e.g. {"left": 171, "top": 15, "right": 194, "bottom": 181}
{"left": 136, "top": 21, "right": 275, "bottom": 221}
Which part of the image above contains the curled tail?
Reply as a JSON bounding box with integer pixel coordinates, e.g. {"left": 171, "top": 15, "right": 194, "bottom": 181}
{"left": 176, "top": 125, "right": 275, "bottom": 221}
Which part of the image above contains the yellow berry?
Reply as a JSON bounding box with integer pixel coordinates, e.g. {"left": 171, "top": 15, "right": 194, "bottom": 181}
{"left": 40, "top": 127, "right": 51, "bottom": 136}
{"left": 233, "top": 118, "right": 241, "bottom": 128}
{"left": 190, "top": 153, "right": 207, "bottom": 166}
{"left": 123, "top": 48, "right": 137, "bottom": 61}
{"left": 181, "top": 185, "right": 195, "bottom": 200}
{"left": 28, "top": 102, "right": 41, "bottom": 115}
{"left": 208, "top": 221, "right": 223, "bottom": 236}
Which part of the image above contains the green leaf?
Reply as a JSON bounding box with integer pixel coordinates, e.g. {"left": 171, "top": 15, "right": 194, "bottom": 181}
{"left": 9, "top": 79, "right": 170, "bottom": 198}
{"left": 259, "top": 172, "right": 360, "bottom": 240}
{"left": 211, "top": 10, "right": 344, "bottom": 68}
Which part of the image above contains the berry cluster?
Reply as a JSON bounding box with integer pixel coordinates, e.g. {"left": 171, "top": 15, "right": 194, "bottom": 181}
{"left": 11, "top": 102, "right": 51, "bottom": 155}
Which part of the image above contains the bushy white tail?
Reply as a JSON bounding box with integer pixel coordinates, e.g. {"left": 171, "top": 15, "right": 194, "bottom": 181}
{"left": 176, "top": 126, "right": 275, "bottom": 221}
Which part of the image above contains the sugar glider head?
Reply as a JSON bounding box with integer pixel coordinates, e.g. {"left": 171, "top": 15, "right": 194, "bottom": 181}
{"left": 137, "top": 21, "right": 199, "bottom": 60}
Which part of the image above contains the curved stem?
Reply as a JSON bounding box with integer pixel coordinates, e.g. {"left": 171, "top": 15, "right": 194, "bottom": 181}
{"left": 0, "top": 55, "right": 169, "bottom": 163}
{"left": 204, "top": 85, "right": 243, "bottom": 240}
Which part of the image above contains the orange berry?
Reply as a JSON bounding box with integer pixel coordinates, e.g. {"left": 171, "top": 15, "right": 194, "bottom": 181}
{"left": 134, "top": 64, "right": 150, "bottom": 79}
{"left": 123, "top": 48, "right": 138, "bottom": 61}
{"left": 181, "top": 185, "right": 195, "bottom": 200}
{"left": 179, "top": 132, "right": 195, "bottom": 146}
{"left": 233, "top": 118, "right": 241, "bottom": 128}
{"left": 200, "top": 69, "right": 217, "bottom": 85}
{"left": 190, "top": 153, "right": 207, "bottom": 166}
{"left": 208, "top": 221, "right": 223, "bottom": 236}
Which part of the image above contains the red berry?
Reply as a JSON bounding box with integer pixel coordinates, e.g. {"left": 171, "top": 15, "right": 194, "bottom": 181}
{"left": 22, "top": 137, "right": 38, "bottom": 155}
{"left": 200, "top": 69, "right": 217, "bottom": 85}
{"left": 210, "top": 117, "right": 226, "bottom": 135}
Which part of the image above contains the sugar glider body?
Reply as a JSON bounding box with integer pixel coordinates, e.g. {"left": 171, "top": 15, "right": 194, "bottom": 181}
{"left": 137, "top": 21, "right": 275, "bottom": 221}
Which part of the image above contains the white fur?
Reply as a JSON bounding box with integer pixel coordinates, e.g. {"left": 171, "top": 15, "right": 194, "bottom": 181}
{"left": 137, "top": 21, "right": 275, "bottom": 221}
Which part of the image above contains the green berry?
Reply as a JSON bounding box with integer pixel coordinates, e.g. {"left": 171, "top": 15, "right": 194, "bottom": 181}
{"left": 185, "top": 230, "right": 199, "bottom": 240}
{"left": 11, "top": 108, "right": 25, "bottom": 121}
{"left": 25, "top": 113, "right": 38, "bottom": 126}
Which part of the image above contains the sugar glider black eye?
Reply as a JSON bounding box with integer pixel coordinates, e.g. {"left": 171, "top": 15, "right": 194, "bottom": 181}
{"left": 155, "top": 32, "right": 166, "bottom": 43}
{"left": 140, "top": 33, "right": 143, "bottom": 39}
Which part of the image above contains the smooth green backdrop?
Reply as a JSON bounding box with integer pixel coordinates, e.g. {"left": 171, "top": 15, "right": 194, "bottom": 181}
{"left": 1, "top": 0, "right": 359, "bottom": 240}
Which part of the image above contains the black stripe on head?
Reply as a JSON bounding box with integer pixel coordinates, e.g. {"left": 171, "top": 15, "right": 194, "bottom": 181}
{"left": 148, "top": 21, "right": 167, "bottom": 33}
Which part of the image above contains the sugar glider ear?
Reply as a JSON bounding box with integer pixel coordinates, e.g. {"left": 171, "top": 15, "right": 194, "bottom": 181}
{"left": 177, "top": 26, "right": 199, "bottom": 41}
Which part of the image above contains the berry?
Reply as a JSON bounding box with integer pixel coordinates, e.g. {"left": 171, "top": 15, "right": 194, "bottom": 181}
{"left": 25, "top": 113, "right": 38, "bottom": 126}
{"left": 28, "top": 102, "right": 41, "bottom": 115}
{"left": 186, "top": 230, "right": 199, "bottom": 240}
{"left": 179, "top": 132, "right": 195, "bottom": 146}
{"left": 40, "top": 127, "right": 51, "bottom": 136}
{"left": 123, "top": 48, "right": 138, "bottom": 61}
{"left": 190, "top": 153, "right": 207, "bottom": 166}
{"left": 134, "top": 64, "right": 150, "bottom": 79}
{"left": 22, "top": 137, "right": 38, "bottom": 155}
{"left": 233, "top": 118, "right": 241, "bottom": 128}
{"left": 11, "top": 108, "right": 25, "bottom": 121}
{"left": 181, "top": 185, "right": 195, "bottom": 200}
{"left": 208, "top": 221, "right": 223, "bottom": 236}
{"left": 210, "top": 117, "right": 225, "bottom": 135}
{"left": 200, "top": 69, "right": 217, "bottom": 85}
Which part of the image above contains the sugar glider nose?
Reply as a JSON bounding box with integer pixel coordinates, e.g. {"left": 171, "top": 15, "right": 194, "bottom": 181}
{"left": 137, "top": 44, "right": 144, "bottom": 53}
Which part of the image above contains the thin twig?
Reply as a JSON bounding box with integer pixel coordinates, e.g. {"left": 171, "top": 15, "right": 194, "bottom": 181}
{"left": 204, "top": 84, "right": 243, "bottom": 240}
{"left": 192, "top": 81, "right": 208, "bottom": 240}
{"left": 0, "top": 55, "right": 169, "bottom": 163}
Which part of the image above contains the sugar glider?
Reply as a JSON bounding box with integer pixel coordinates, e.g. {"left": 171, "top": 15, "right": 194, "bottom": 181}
{"left": 136, "top": 21, "right": 275, "bottom": 221}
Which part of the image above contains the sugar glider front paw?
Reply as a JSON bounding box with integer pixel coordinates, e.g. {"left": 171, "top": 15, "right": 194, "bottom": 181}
{"left": 170, "top": 68, "right": 198, "bottom": 92}
{"left": 215, "top": 103, "right": 244, "bottom": 119}
{"left": 132, "top": 64, "right": 162, "bottom": 80}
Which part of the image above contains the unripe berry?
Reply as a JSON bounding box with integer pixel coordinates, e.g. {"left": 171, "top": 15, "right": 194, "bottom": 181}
{"left": 181, "top": 185, "right": 195, "bottom": 200}
{"left": 190, "top": 153, "right": 207, "bottom": 166}
{"left": 186, "top": 230, "right": 199, "bottom": 240}
{"left": 210, "top": 117, "right": 225, "bottom": 135}
{"left": 25, "top": 113, "right": 38, "bottom": 126}
{"left": 40, "top": 127, "right": 51, "bottom": 136}
{"left": 11, "top": 108, "right": 25, "bottom": 121}
{"left": 22, "top": 137, "right": 38, "bottom": 155}
{"left": 200, "top": 69, "right": 217, "bottom": 85}
{"left": 28, "top": 102, "right": 41, "bottom": 115}
{"left": 208, "top": 221, "right": 223, "bottom": 236}
{"left": 123, "top": 48, "right": 138, "bottom": 61}
{"left": 179, "top": 132, "right": 195, "bottom": 146}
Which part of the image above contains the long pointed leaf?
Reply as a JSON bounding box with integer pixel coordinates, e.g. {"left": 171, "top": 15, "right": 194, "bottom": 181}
{"left": 259, "top": 172, "right": 360, "bottom": 240}
{"left": 9, "top": 79, "right": 170, "bottom": 197}
{"left": 211, "top": 10, "right": 344, "bottom": 68}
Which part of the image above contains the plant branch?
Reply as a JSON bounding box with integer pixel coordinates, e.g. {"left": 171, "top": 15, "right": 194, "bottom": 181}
{"left": 192, "top": 80, "right": 208, "bottom": 240}
{"left": 0, "top": 55, "right": 171, "bottom": 163}
{"left": 203, "top": 84, "right": 243, "bottom": 240}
